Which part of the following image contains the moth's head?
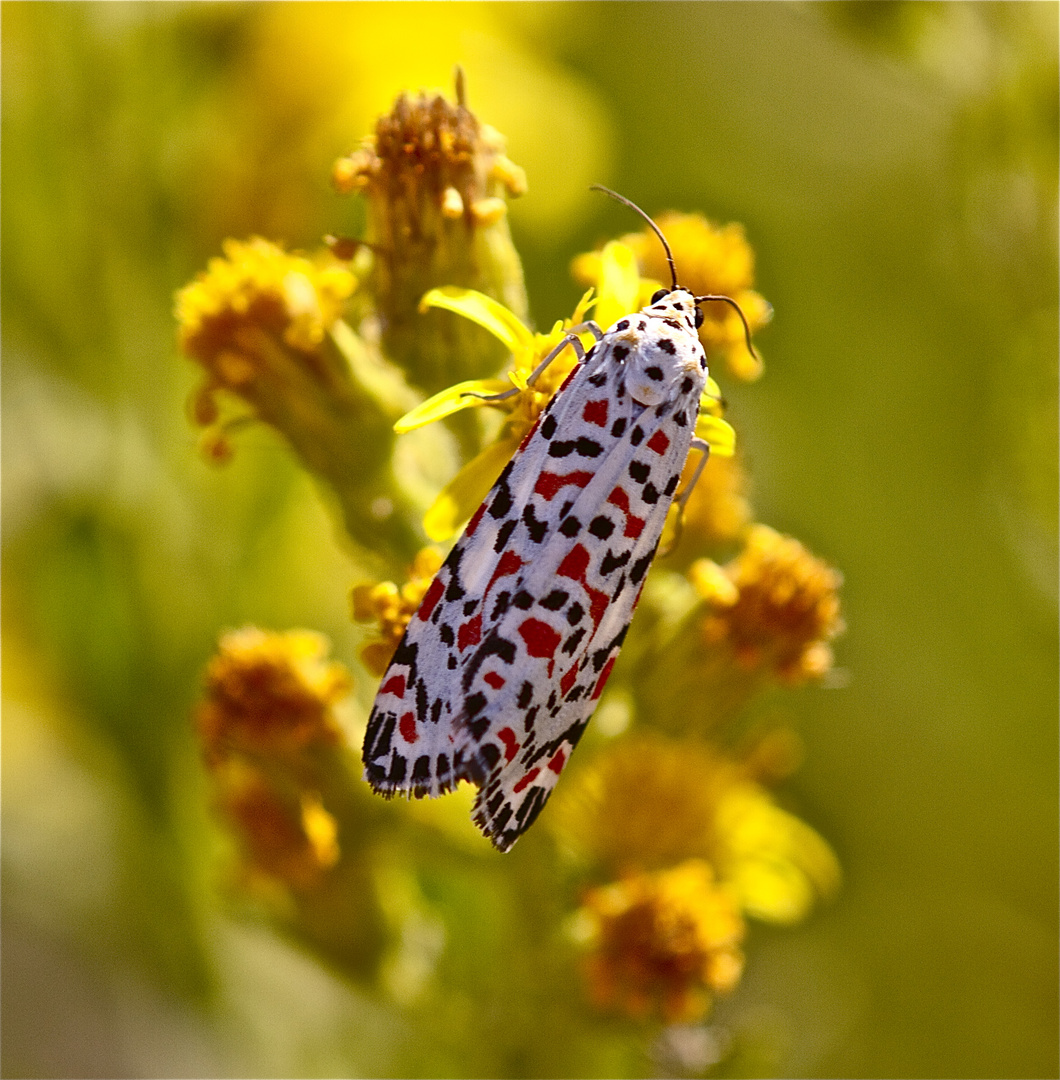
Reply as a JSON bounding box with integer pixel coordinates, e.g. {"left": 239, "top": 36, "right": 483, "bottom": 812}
{"left": 645, "top": 286, "right": 703, "bottom": 330}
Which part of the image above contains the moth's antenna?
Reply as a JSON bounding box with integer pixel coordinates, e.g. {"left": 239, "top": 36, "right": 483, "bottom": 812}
{"left": 590, "top": 184, "right": 677, "bottom": 291}
{"left": 696, "top": 293, "right": 759, "bottom": 360}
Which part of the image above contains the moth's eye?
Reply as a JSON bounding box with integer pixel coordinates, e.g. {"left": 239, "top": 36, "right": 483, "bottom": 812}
{"left": 694, "top": 306, "right": 705, "bottom": 328}
{"left": 650, "top": 288, "right": 669, "bottom": 304}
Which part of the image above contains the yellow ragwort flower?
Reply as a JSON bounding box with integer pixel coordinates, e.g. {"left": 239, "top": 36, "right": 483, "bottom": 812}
{"left": 550, "top": 733, "right": 739, "bottom": 870}
{"left": 577, "top": 859, "right": 745, "bottom": 1024}
{"left": 712, "top": 781, "right": 841, "bottom": 925}
{"left": 552, "top": 733, "right": 840, "bottom": 925}
{"left": 670, "top": 451, "right": 753, "bottom": 553}
{"left": 177, "top": 237, "right": 355, "bottom": 372}
{"left": 214, "top": 758, "right": 340, "bottom": 891}
{"left": 176, "top": 237, "right": 358, "bottom": 464}
{"left": 584, "top": 212, "right": 772, "bottom": 381}
{"left": 351, "top": 547, "right": 445, "bottom": 675}
{"left": 197, "top": 627, "right": 352, "bottom": 760}
{"left": 394, "top": 242, "right": 736, "bottom": 541}
{"left": 690, "top": 524, "right": 844, "bottom": 684}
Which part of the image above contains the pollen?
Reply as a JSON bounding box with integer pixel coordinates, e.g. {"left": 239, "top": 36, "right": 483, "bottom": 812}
{"left": 690, "top": 524, "right": 844, "bottom": 684}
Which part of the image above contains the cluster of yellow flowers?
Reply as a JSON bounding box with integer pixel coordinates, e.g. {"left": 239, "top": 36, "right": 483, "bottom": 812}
{"left": 197, "top": 628, "right": 351, "bottom": 891}
{"left": 178, "top": 81, "right": 844, "bottom": 1034}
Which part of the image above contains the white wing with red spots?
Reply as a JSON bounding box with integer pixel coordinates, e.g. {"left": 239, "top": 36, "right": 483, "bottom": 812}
{"left": 363, "top": 289, "right": 708, "bottom": 851}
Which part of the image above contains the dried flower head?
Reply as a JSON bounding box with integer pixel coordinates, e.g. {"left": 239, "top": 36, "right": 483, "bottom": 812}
{"left": 352, "top": 548, "right": 445, "bottom": 675}
{"left": 577, "top": 859, "right": 745, "bottom": 1024}
{"left": 691, "top": 524, "right": 844, "bottom": 684}
{"left": 334, "top": 81, "right": 528, "bottom": 390}
{"left": 197, "top": 627, "right": 352, "bottom": 759}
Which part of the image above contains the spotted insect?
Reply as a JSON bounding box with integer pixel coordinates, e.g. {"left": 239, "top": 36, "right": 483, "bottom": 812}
{"left": 362, "top": 186, "right": 756, "bottom": 851}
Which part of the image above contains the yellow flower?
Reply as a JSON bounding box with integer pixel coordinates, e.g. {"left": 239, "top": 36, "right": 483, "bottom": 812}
{"left": 713, "top": 783, "right": 841, "bottom": 925}
{"left": 394, "top": 241, "right": 735, "bottom": 541}
{"left": 196, "top": 627, "right": 352, "bottom": 760}
{"left": 690, "top": 524, "right": 844, "bottom": 684}
{"left": 177, "top": 237, "right": 355, "bottom": 371}
{"left": 676, "top": 452, "right": 753, "bottom": 550}
{"left": 605, "top": 212, "right": 772, "bottom": 381}
{"left": 175, "top": 236, "right": 419, "bottom": 552}
{"left": 175, "top": 237, "right": 361, "bottom": 467}
{"left": 552, "top": 734, "right": 840, "bottom": 926}
{"left": 577, "top": 859, "right": 745, "bottom": 1024}
{"left": 550, "top": 734, "right": 739, "bottom": 870}
{"left": 351, "top": 548, "right": 444, "bottom": 676}
{"left": 213, "top": 758, "right": 340, "bottom": 891}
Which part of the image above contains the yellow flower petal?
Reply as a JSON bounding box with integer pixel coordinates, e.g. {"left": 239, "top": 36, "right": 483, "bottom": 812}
{"left": 695, "top": 415, "right": 736, "bottom": 457}
{"left": 419, "top": 286, "right": 534, "bottom": 354}
{"left": 592, "top": 241, "right": 642, "bottom": 330}
{"left": 423, "top": 437, "right": 520, "bottom": 541}
{"left": 393, "top": 379, "right": 512, "bottom": 434}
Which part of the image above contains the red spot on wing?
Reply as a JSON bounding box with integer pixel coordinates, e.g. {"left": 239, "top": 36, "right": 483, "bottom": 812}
{"left": 466, "top": 503, "right": 487, "bottom": 536}
{"left": 483, "top": 671, "right": 505, "bottom": 690}
{"left": 591, "top": 656, "right": 616, "bottom": 700}
{"left": 417, "top": 577, "right": 444, "bottom": 621}
{"left": 582, "top": 399, "right": 609, "bottom": 426}
{"left": 587, "top": 587, "right": 609, "bottom": 630}
{"left": 535, "top": 470, "right": 593, "bottom": 501}
{"left": 381, "top": 674, "right": 406, "bottom": 698}
{"left": 512, "top": 767, "right": 541, "bottom": 794}
{"left": 497, "top": 727, "right": 519, "bottom": 763}
{"left": 647, "top": 430, "right": 670, "bottom": 455}
{"left": 457, "top": 613, "right": 482, "bottom": 651}
{"left": 485, "top": 549, "right": 523, "bottom": 599}
{"left": 557, "top": 543, "right": 590, "bottom": 581}
{"left": 560, "top": 663, "right": 579, "bottom": 696}
{"left": 547, "top": 748, "right": 567, "bottom": 774}
{"left": 609, "top": 484, "right": 645, "bottom": 539}
{"left": 399, "top": 712, "right": 418, "bottom": 743}
{"left": 517, "top": 618, "right": 561, "bottom": 661}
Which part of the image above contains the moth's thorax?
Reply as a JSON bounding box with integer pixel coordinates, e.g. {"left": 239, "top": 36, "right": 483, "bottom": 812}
{"left": 603, "top": 288, "right": 708, "bottom": 407}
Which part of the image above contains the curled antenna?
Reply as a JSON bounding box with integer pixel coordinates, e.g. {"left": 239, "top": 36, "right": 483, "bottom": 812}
{"left": 696, "top": 293, "right": 759, "bottom": 360}
{"left": 590, "top": 183, "right": 677, "bottom": 291}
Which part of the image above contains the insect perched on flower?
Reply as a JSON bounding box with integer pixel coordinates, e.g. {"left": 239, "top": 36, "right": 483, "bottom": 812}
{"left": 362, "top": 187, "right": 758, "bottom": 851}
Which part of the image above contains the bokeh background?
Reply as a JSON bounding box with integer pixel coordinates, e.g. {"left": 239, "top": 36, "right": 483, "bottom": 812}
{"left": 2, "top": 3, "right": 1056, "bottom": 1078}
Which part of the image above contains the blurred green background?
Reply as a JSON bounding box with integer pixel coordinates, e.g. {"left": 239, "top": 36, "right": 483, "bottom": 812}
{"left": 2, "top": 3, "right": 1056, "bottom": 1077}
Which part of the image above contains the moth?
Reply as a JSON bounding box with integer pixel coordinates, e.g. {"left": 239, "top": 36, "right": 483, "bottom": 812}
{"left": 363, "top": 187, "right": 754, "bottom": 851}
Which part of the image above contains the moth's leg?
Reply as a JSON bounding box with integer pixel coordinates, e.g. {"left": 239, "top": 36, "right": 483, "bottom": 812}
{"left": 463, "top": 322, "right": 605, "bottom": 404}
{"left": 675, "top": 437, "right": 710, "bottom": 511}
{"left": 660, "top": 437, "right": 710, "bottom": 557}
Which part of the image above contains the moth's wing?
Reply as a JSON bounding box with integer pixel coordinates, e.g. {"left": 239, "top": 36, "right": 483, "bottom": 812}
{"left": 466, "top": 393, "right": 702, "bottom": 850}
{"left": 362, "top": 365, "right": 590, "bottom": 798}
{"left": 361, "top": 454, "right": 543, "bottom": 797}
